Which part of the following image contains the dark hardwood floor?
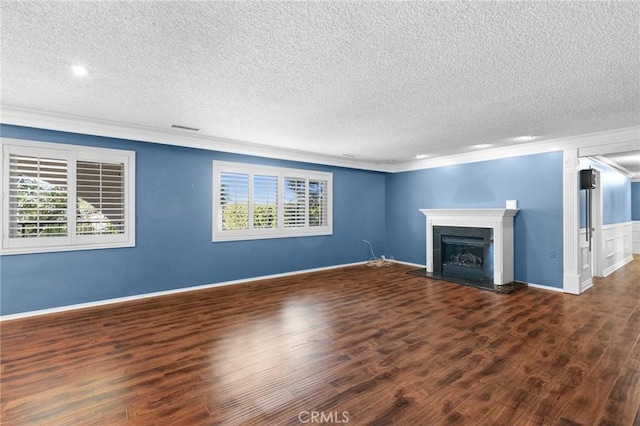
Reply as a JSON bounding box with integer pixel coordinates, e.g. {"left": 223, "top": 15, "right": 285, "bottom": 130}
{"left": 2, "top": 257, "right": 639, "bottom": 425}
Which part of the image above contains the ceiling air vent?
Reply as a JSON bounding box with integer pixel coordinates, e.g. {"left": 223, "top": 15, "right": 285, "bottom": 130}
{"left": 171, "top": 124, "right": 200, "bottom": 132}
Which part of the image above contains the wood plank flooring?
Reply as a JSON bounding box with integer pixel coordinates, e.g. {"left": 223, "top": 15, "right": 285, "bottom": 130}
{"left": 2, "top": 257, "right": 639, "bottom": 425}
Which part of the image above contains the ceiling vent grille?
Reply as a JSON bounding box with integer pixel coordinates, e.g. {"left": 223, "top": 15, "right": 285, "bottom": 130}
{"left": 171, "top": 124, "right": 200, "bottom": 132}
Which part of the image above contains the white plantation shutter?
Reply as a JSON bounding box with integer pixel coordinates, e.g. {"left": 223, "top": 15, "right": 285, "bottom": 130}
{"left": 2, "top": 139, "right": 135, "bottom": 254}
{"left": 76, "top": 161, "right": 125, "bottom": 235}
{"left": 253, "top": 174, "right": 277, "bottom": 229}
{"left": 213, "top": 161, "right": 332, "bottom": 241}
{"left": 8, "top": 151, "right": 69, "bottom": 239}
{"left": 284, "top": 177, "right": 306, "bottom": 228}
{"left": 220, "top": 172, "right": 249, "bottom": 230}
{"left": 309, "top": 179, "right": 328, "bottom": 227}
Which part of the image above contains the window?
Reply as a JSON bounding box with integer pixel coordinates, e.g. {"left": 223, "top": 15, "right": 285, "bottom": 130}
{"left": 1, "top": 139, "right": 135, "bottom": 254}
{"left": 213, "top": 161, "right": 332, "bottom": 241}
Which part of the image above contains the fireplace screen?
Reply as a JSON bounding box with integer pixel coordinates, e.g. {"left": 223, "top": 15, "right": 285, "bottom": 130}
{"left": 441, "top": 235, "right": 485, "bottom": 282}
{"left": 432, "top": 226, "right": 493, "bottom": 284}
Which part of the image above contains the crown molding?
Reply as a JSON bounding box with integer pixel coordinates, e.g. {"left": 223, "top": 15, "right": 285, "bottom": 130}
{"left": 589, "top": 155, "right": 635, "bottom": 179}
{"left": 578, "top": 137, "right": 640, "bottom": 158}
{"left": 579, "top": 137, "right": 640, "bottom": 180}
{"left": 1, "top": 105, "right": 638, "bottom": 174}
{"left": 0, "top": 105, "right": 393, "bottom": 172}
{"left": 392, "top": 126, "right": 640, "bottom": 173}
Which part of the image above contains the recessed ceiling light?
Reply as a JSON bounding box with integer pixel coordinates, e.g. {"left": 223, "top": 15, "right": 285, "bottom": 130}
{"left": 415, "top": 154, "right": 429, "bottom": 159}
{"left": 512, "top": 135, "right": 538, "bottom": 143}
{"left": 473, "top": 144, "right": 492, "bottom": 149}
{"left": 70, "top": 65, "right": 89, "bottom": 77}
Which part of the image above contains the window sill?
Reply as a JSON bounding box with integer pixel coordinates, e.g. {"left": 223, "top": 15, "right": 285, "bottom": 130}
{"left": 213, "top": 229, "right": 332, "bottom": 242}
{"left": 0, "top": 241, "right": 136, "bottom": 256}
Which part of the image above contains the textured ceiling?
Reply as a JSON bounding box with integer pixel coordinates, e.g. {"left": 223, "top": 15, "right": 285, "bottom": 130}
{"left": 1, "top": 1, "right": 639, "bottom": 165}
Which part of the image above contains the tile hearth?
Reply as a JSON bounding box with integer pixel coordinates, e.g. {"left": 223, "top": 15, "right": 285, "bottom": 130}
{"left": 407, "top": 267, "right": 526, "bottom": 294}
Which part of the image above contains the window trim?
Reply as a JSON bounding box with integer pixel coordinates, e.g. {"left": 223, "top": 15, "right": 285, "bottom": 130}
{"left": 213, "top": 161, "right": 333, "bottom": 242}
{"left": 1, "top": 138, "right": 135, "bottom": 255}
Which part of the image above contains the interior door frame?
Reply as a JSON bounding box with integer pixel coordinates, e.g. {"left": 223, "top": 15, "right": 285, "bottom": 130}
{"left": 563, "top": 136, "right": 639, "bottom": 294}
{"left": 590, "top": 167, "right": 604, "bottom": 278}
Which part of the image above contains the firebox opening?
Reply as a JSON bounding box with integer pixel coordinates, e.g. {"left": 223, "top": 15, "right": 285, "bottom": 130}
{"left": 441, "top": 235, "right": 485, "bottom": 282}
{"left": 432, "top": 225, "right": 494, "bottom": 286}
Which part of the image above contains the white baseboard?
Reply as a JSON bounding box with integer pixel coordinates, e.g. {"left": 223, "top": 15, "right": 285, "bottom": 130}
{"left": 526, "top": 282, "right": 565, "bottom": 293}
{"left": 0, "top": 261, "right": 367, "bottom": 322}
{"left": 392, "top": 259, "right": 426, "bottom": 268}
{"left": 602, "top": 255, "right": 634, "bottom": 277}
{"left": 581, "top": 278, "right": 594, "bottom": 293}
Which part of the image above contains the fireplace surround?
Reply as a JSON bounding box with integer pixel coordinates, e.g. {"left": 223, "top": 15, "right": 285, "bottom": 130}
{"left": 420, "top": 208, "right": 519, "bottom": 286}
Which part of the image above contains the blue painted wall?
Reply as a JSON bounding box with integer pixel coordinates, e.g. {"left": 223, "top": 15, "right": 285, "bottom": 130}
{"left": 385, "top": 152, "right": 564, "bottom": 288}
{"left": 8, "top": 123, "right": 623, "bottom": 313}
{"left": 579, "top": 158, "right": 632, "bottom": 227}
{"left": 632, "top": 182, "right": 640, "bottom": 221}
{"left": 0, "top": 125, "right": 386, "bottom": 315}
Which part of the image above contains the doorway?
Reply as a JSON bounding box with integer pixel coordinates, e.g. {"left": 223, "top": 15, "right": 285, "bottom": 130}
{"left": 563, "top": 143, "right": 639, "bottom": 295}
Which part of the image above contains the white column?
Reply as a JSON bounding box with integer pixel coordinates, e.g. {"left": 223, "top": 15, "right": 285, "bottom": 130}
{"left": 563, "top": 149, "right": 581, "bottom": 294}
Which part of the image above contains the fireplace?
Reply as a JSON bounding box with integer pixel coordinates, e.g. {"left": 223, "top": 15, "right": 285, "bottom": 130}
{"left": 434, "top": 226, "right": 493, "bottom": 284}
{"left": 420, "top": 208, "right": 518, "bottom": 286}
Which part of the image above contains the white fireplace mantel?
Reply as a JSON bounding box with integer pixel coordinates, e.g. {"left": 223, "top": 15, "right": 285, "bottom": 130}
{"left": 420, "top": 208, "right": 519, "bottom": 285}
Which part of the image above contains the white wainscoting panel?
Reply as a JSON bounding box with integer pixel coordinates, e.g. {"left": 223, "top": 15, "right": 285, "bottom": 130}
{"left": 581, "top": 222, "right": 634, "bottom": 279}
{"left": 601, "top": 222, "right": 634, "bottom": 276}
{"left": 633, "top": 221, "right": 640, "bottom": 255}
